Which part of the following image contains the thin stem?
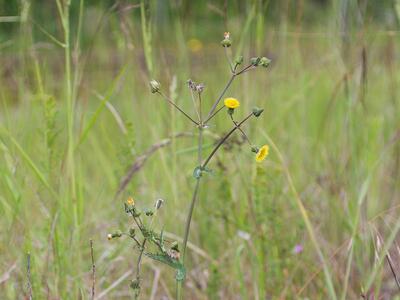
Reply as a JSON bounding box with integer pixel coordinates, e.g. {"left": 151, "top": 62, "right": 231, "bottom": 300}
{"left": 27, "top": 253, "right": 32, "bottom": 300}
{"left": 158, "top": 91, "right": 198, "bottom": 126}
{"left": 90, "top": 239, "right": 95, "bottom": 300}
{"left": 203, "top": 105, "right": 224, "bottom": 124}
{"left": 190, "top": 90, "right": 201, "bottom": 122}
{"left": 62, "top": 2, "right": 78, "bottom": 239}
{"left": 202, "top": 112, "right": 254, "bottom": 168}
{"left": 386, "top": 254, "right": 400, "bottom": 291}
{"left": 198, "top": 92, "right": 203, "bottom": 124}
{"left": 136, "top": 239, "right": 147, "bottom": 281}
{"left": 178, "top": 126, "right": 204, "bottom": 300}
{"left": 205, "top": 74, "right": 235, "bottom": 121}
{"left": 181, "top": 179, "right": 201, "bottom": 261}
{"left": 224, "top": 47, "right": 233, "bottom": 73}
{"left": 236, "top": 64, "right": 256, "bottom": 76}
{"left": 230, "top": 114, "right": 252, "bottom": 146}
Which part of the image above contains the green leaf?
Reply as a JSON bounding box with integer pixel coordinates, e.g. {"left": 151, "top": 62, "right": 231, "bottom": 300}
{"left": 145, "top": 252, "right": 186, "bottom": 281}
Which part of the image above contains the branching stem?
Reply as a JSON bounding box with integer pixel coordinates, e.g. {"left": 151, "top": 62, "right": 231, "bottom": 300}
{"left": 158, "top": 91, "right": 198, "bottom": 126}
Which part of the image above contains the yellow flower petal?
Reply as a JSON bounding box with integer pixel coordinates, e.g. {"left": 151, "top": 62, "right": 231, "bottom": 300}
{"left": 224, "top": 97, "right": 240, "bottom": 109}
{"left": 126, "top": 197, "right": 135, "bottom": 206}
{"left": 255, "top": 145, "right": 269, "bottom": 162}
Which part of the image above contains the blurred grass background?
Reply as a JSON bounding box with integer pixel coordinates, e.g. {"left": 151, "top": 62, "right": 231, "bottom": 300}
{"left": 1, "top": 0, "right": 400, "bottom": 299}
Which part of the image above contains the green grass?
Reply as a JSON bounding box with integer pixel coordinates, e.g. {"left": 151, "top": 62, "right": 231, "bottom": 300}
{"left": 1, "top": 1, "right": 400, "bottom": 299}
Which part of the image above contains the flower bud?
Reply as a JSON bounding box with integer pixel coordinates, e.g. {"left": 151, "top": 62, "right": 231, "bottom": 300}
{"left": 130, "top": 279, "right": 140, "bottom": 290}
{"left": 260, "top": 57, "right": 271, "bottom": 68}
{"left": 221, "top": 38, "right": 232, "bottom": 48}
{"left": 107, "top": 230, "right": 122, "bottom": 240}
{"left": 149, "top": 80, "right": 160, "bottom": 93}
{"left": 145, "top": 209, "right": 154, "bottom": 216}
{"left": 252, "top": 107, "right": 264, "bottom": 117}
{"left": 251, "top": 146, "right": 259, "bottom": 153}
{"left": 250, "top": 57, "right": 261, "bottom": 66}
{"left": 129, "top": 228, "right": 136, "bottom": 238}
{"left": 227, "top": 107, "right": 234, "bottom": 115}
{"left": 235, "top": 55, "right": 243, "bottom": 66}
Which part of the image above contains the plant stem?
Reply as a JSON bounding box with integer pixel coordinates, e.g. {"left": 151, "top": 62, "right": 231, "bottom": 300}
{"left": 224, "top": 47, "right": 233, "bottom": 72}
{"left": 178, "top": 124, "right": 203, "bottom": 300}
{"left": 230, "top": 114, "right": 252, "bottom": 146}
{"left": 158, "top": 91, "right": 198, "bottom": 126}
{"left": 205, "top": 74, "right": 235, "bottom": 122}
{"left": 202, "top": 112, "right": 254, "bottom": 168}
{"left": 177, "top": 113, "right": 254, "bottom": 299}
{"left": 203, "top": 105, "right": 224, "bottom": 124}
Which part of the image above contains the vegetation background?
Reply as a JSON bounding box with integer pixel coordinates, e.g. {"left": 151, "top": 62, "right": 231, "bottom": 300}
{"left": 1, "top": 0, "right": 400, "bottom": 299}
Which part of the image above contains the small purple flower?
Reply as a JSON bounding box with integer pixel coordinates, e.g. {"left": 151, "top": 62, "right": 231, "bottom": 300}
{"left": 293, "top": 244, "right": 303, "bottom": 254}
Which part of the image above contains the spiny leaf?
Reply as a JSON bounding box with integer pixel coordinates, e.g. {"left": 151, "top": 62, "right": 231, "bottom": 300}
{"left": 145, "top": 252, "right": 186, "bottom": 281}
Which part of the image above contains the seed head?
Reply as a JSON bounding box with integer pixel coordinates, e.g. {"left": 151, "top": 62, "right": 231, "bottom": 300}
{"left": 155, "top": 198, "right": 164, "bottom": 210}
{"left": 149, "top": 80, "right": 160, "bottom": 93}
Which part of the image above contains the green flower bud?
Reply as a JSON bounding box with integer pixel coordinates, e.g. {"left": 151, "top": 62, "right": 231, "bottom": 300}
{"left": 260, "top": 57, "right": 271, "bottom": 68}
{"left": 221, "top": 38, "right": 232, "bottom": 48}
{"left": 252, "top": 107, "right": 264, "bottom": 117}
{"left": 251, "top": 146, "right": 259, "bottom": 153}
{"left": 227, "top": 107, "right": 235, "bottom": 115}
{"left": 149, "top": 79, "right": 160, "bottom": 93}
{"left": 235, "top": 55, "right": 243, "bottom": 65}
{"left": 108, "top": 230, "right": 122, "bottom": 240}
{"left": 193, "top": 166, "right": 203, "bottom": 179}
{"left": 145, "top": 209, "right": 154, "bottom": 216}
{"left": 130, "top": 279, "right": 140, "bottom": 290}
{"left": 129, "top": 228, "right": 136, "bottom": 238}
{"left": 114, "top": 230, "right": 122, "bottom": 237}
{"left": 250, "top": 57, "right": 261, "bottom": 66}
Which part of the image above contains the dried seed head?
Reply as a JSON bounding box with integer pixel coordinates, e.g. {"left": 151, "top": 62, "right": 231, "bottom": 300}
{"left": 187, "top": 79, "right": 196, "bottom": 90}
{"left": 195, "top": 83, "right": 205, "bottom": 93}
{"left": 149, "top": 80, "right": 160, "bottom": 93}
{"left": 154, "top": 198, "right": 164, "bottom": 210}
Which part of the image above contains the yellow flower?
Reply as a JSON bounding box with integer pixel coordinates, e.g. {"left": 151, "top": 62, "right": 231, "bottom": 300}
{"left": 224, "top": 97, "right": 240, "bottom": 109}
{"left": 255, "top": 145, "right": 269, "bottom": 162}
{"left": 126, "top": 197, "right": 135, "bottom": 206}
